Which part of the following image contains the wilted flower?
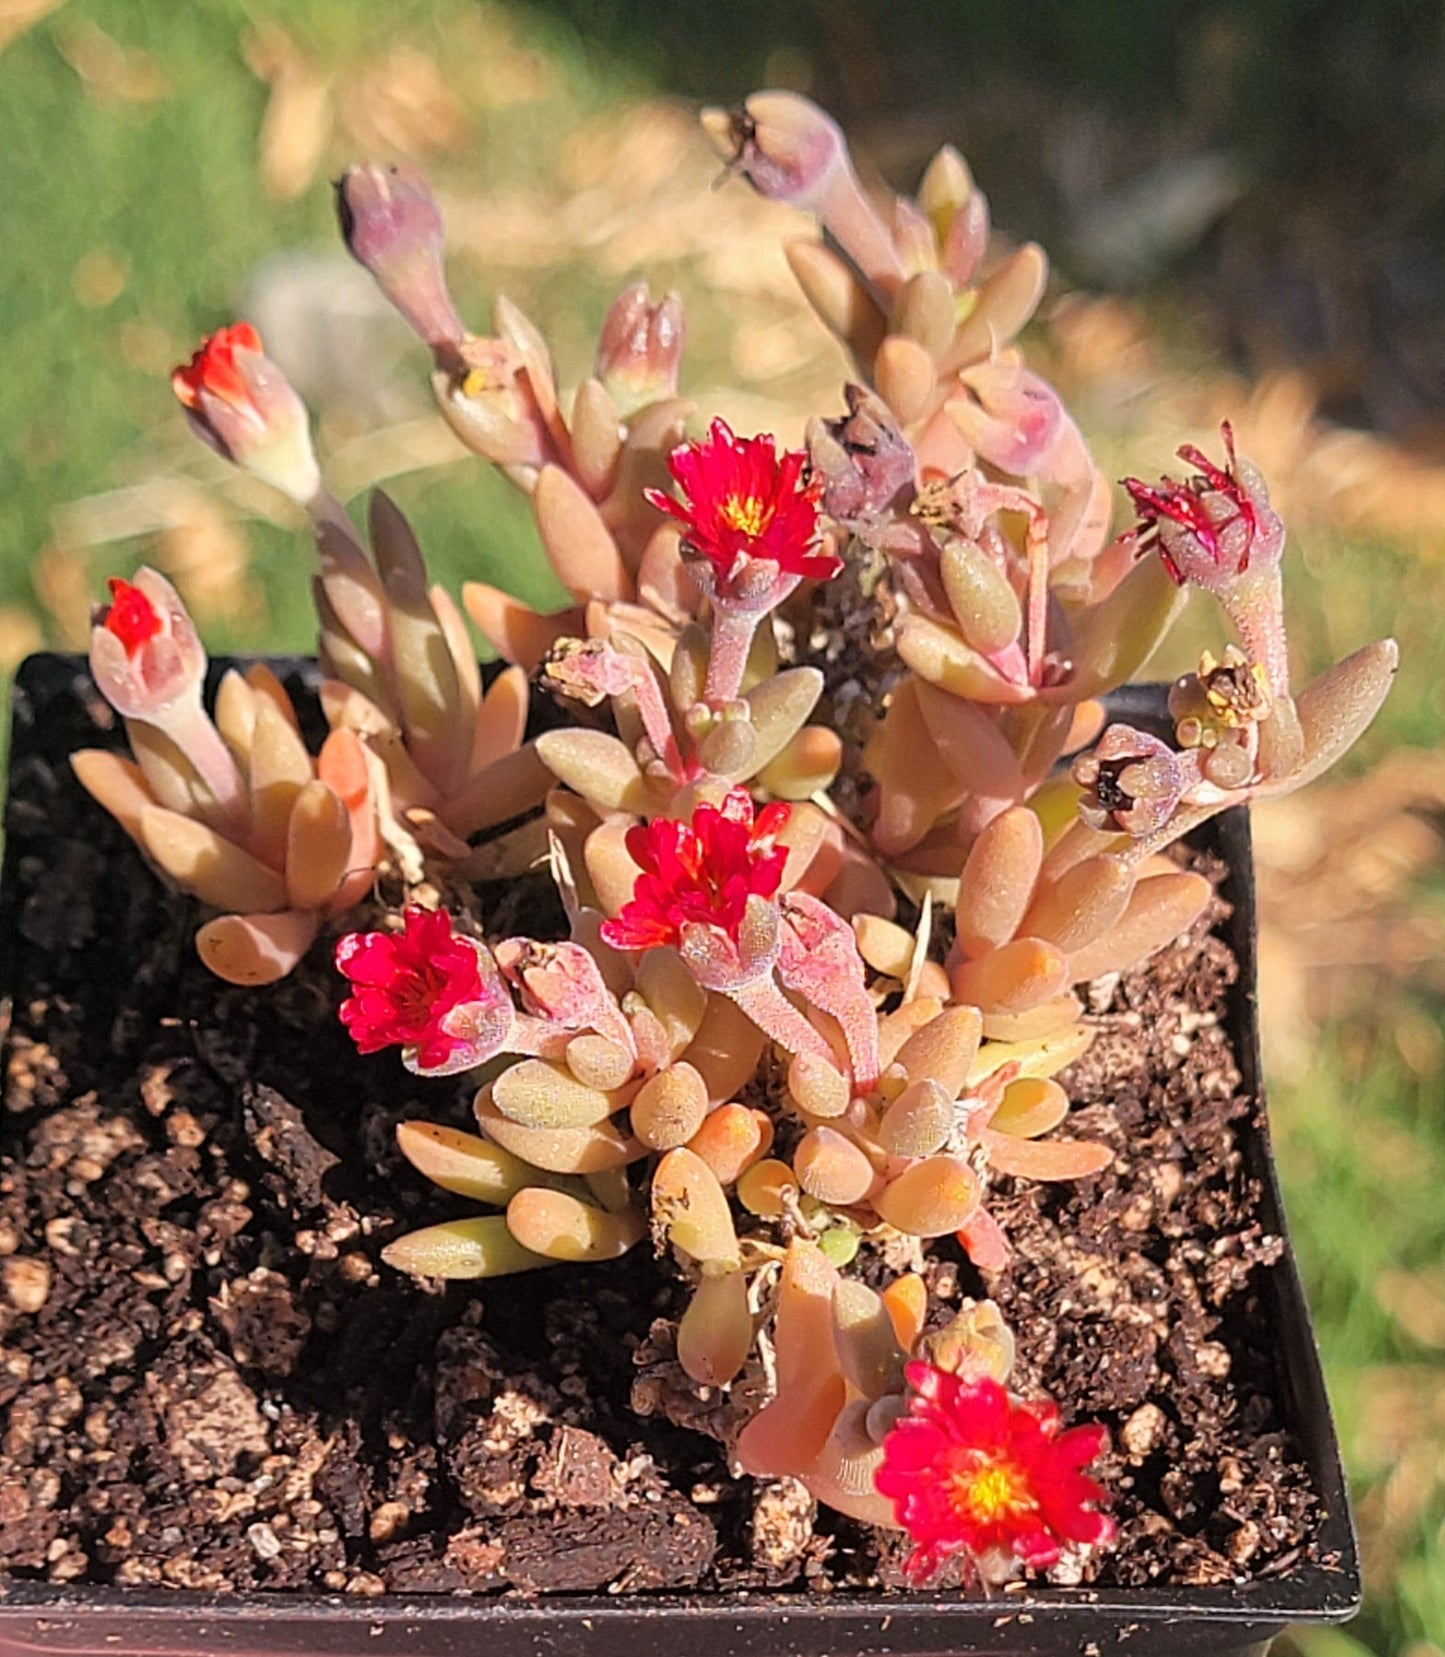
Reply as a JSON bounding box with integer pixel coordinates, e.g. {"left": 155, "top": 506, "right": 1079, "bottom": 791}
{"left": 171, "top": 323, "right": 321, "bottom": 506}
{"left": 336, "top": 908, "right": 512, "bottom": 1074}
{"left": 600, "top": 786, "right": 790, "bottom": 954}
{"left": 647, "top": 419, "right": 837, "bottom": 592}
{"left": 1072, "top": 724, "right": 1188, "bottom": 837}
{"left": 1168, "top": 646, "right": 1272, "bottom": 792}
{"left": 808, "top": 383, "right": 916, "bottom": 531}
{"left": 875, "top": 1363, "right": 1113, "bottom": 1584}
{"left": 1124, "top": 423, "right": 1283, "bottom": 593}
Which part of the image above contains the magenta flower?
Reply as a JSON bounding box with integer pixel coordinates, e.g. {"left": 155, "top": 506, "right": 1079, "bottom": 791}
{"left": 600, "top": 787, "right": 790, "bottom": 954}
{"left": 876, "top": 1363, "right": 1114, "bottom": 1584}
{"left": 335, "top": 908, "right": 511, "bottom": 1075}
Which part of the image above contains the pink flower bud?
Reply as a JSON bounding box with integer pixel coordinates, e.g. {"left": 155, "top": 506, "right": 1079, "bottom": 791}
{"left": 595, "top": 282, "right": 685, "bottom": 414}
{"left": 89, "top": 568, "right": 205, "bottom": 722}
{"left": 171, "top": 323, "right": 321, "bottom": 506}
{"left": 716, "top": 91, "right": 850, "bottom": 215}
{"left": 949, "top": 357, "right": 1066, "bottom": 477}
{"left": 710, "top": 92, "right": 905, "bottom": 290}
{"left": 336, "top": 163, "right": 465, "bottom": 355}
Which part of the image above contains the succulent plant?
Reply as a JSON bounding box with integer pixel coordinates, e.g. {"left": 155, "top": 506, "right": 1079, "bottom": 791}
{"left": 75, "top": 89, "right": 1397, "bottom": 1588}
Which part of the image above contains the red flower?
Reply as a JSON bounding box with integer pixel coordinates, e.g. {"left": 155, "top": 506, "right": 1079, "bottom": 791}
{"left": 171, "top": 322, "right": 264, "bottom": 420}
{"left": 1123, "top": 423, "right": 1265, "bottom": 589}
{"left": 875, "top": 1363, "right": 1114, "bottom": 1584}
{"left": 336, "top": 908, "right": 489, "bottom": 1070}
{"left": 101, "top": 577, "right": 163, "bottom": 658}
{"left": 645, "top": 418, "right": 839, "bottom": 587}
{"left": 599, "top": 787, "right": 790, "bottom": 953}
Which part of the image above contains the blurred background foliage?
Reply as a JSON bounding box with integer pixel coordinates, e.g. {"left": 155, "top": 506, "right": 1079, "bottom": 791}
{"left": 0, "top": 2, "right": 1442, "bottom": 1649}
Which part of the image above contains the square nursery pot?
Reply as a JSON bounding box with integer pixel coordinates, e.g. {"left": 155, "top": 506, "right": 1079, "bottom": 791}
{"left": 0, "top": 656, "right": 1361, "bottom": 1657}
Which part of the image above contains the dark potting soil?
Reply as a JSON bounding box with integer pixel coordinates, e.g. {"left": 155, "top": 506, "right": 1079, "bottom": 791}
{"left": 0, "top": 665, "right": 1327, "bottom": 1598}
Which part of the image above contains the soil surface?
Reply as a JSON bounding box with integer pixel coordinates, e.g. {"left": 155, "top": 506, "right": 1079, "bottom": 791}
{"left": 0, "top": 663, "right": 1329, "bottom": 1596}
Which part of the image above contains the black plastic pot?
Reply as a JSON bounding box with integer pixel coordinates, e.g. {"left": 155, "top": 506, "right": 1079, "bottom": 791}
{"left": 0, "top": 657, "right": 1361, "bottom": 1657}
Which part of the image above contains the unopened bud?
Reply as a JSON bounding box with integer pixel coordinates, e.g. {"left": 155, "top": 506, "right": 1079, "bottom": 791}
{"left": 704, "top": 90, "right": 849, "bottom": 214}
{"left": 89, "top": 568, "right": 205, "bottom": 721}
{"left": 595, "top": 282, "right": 684, "bottom": 415}
{"left": 172, "top": 323, "right": 321, "bottom": 505}
{"left": 88, "top": 567, "right": 244, "bottom": 821}
{"left": 336, "top": 163, "right": 465, "bottom": 354}
{"left": 706, "top": 91, "right": 905, "bottom": 289}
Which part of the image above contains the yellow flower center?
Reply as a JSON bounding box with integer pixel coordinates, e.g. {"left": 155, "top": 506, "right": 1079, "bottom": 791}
{"left": 719, "top": 493, "right": 771, "bottom": 538}
{"left": 949, "top": 1459, "right": 1033, "bottom": 1523}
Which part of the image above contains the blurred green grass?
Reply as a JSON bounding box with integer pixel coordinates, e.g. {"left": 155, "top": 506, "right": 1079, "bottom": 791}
{"left": 1, "top": 4, "right": 1442, "bottom": 1652}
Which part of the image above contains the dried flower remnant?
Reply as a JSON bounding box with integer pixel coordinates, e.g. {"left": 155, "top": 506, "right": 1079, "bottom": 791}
{"left": 1167, "top": 646, "right": 1272, "bottom": 792}
{"left": 876, "top": 1364, "right": 1113, "bottom": 1584}
{"left": 1072, "top": 725, "right": 1189, "bottom": 837}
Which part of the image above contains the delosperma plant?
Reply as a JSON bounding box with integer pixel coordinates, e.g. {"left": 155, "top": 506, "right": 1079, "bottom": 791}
{"left": 71, "top": 90, "right": 1397, "bottom": 1589}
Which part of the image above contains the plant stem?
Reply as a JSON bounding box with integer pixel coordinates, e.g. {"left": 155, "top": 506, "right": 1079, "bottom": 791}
{"left": 704, "top": 605, "right": 760, "bottom": 705}
{"left": 726, "top": 975, "right": 837, "bottom": 1067}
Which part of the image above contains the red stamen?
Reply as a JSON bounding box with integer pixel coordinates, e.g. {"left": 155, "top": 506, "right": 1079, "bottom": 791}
{"left": 1122, "top": 423, "right": 1260, "bottom": 586}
